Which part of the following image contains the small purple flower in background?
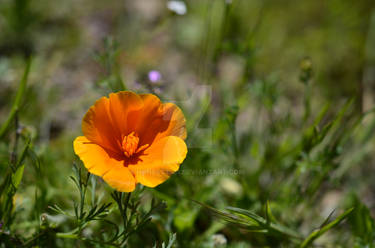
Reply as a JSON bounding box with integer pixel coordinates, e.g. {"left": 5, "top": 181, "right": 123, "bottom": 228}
{"left": 148, "top": 70, "right": 162, "bottom": 83}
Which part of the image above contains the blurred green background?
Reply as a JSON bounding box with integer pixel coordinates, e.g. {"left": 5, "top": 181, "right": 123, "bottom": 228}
{"left": 1, "top": 0, "right": 375, "bottom": 247}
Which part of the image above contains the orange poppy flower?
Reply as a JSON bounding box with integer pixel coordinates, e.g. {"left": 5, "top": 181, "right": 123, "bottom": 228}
{"left": 73, "top": 91, "right": 187, "bottom": 192}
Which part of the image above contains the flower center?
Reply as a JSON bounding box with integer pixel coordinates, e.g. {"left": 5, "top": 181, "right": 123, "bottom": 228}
{"left": 121, "top": 132, "right": 149, "bottom": 157}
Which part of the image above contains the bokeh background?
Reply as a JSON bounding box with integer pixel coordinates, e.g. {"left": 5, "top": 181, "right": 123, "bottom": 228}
{"left": 1, "top": 0, "right": 375, "bottom": 247}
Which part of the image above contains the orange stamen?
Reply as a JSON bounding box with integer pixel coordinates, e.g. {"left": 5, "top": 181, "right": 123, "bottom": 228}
{"left": 121, "top": 132, "right": 149, "bottom": 157}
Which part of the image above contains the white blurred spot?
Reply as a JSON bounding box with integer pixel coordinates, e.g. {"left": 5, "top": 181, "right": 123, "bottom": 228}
{"left": 167, "top": 1, "right": 187, "bottom": 15}
{"left": 212, "top": 234, "right": 227, "bottom": 246}
{"left": 220, "top": 177, "right": 243, "bottom": 195}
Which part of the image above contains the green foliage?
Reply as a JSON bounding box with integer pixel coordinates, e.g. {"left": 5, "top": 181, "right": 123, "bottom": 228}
{"left": 46, "top": 164, "right": 167, "bottom": 247}
{"left": 94, "top": 37, "right": 126, "bottom": 92}
{"left": 300, "top": 208, "right": 354, "bottom": 248}
{"left": 0, "top": 58, "right": 30, "bottom": 139}
{"left": 197, "top": 201, "right": 302, "bottom": 241}
{"left": 0, "top": 59, "right": 30, "bottom": 227}
{"left": 348, "top": 196, "right": 375, "bottom": 247}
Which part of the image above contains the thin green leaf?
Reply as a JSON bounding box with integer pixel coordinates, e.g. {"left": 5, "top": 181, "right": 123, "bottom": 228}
{"left": 227, "top": 206, "right": 301, "bottom": 239}
{"left": 12, "top": 164, "right": 24, "bottom": 190}
{"left": 195, "top": 201, "right": 301, "bottom": 238}
{"left": 15, "top": 139, "right": 30, "bottom": 169}
{"left": 265, "top": 201, "right": 277, "bottom": 224}
{"left": 300, "top": 208, "right": 354, "bottom": 248}
{"left": 0, "top": 58, "right": 31, "bottom": 139}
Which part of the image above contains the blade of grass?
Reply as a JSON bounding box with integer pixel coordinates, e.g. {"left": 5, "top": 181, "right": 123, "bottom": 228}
{"left": 227, "top": 206, "right": 302, "bottom": 239}
{"left": 0, "top": 58, "right": 31, "bottom": 139}
{"left": 300, "top": 208, "right": 354, "bottom": 248}
{"left": 11, "top": 164, "right": 25, "bottom": 190}
{"left": 195, "top": 201, "right": 302, "bottom": 240}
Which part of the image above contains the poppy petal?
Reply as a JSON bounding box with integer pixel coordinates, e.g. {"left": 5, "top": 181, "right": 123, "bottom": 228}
{"left": 73, "top": 136, "right": 122, "bottom": 176}
{"left": 128, "top": 94, "right": 162, "bottom": 136}
{"left": 103, "top": 165, "right": 136, "bottom": 192}
{"left": 108, "top": 91, "right": 143, "bottom": 137}
{"left": 141, "top": 102, "right": 186, "bottom": 146}
{"left": 74, "top": 136, "right": 136, "bottom": 192}
{"left": 128, "top": 136, "right": 187, "bottom": 187}
{"left": 139, "top": 94, "right": 163, "bottom": 117}
{"left": 82, "top": 97, "right": 121, "bottom": 154}
{"left": 160, "top": 103, "right": 187, "bottom": 139}
{"left": 136, "top": 94, "right": 186, "bottom": 146}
